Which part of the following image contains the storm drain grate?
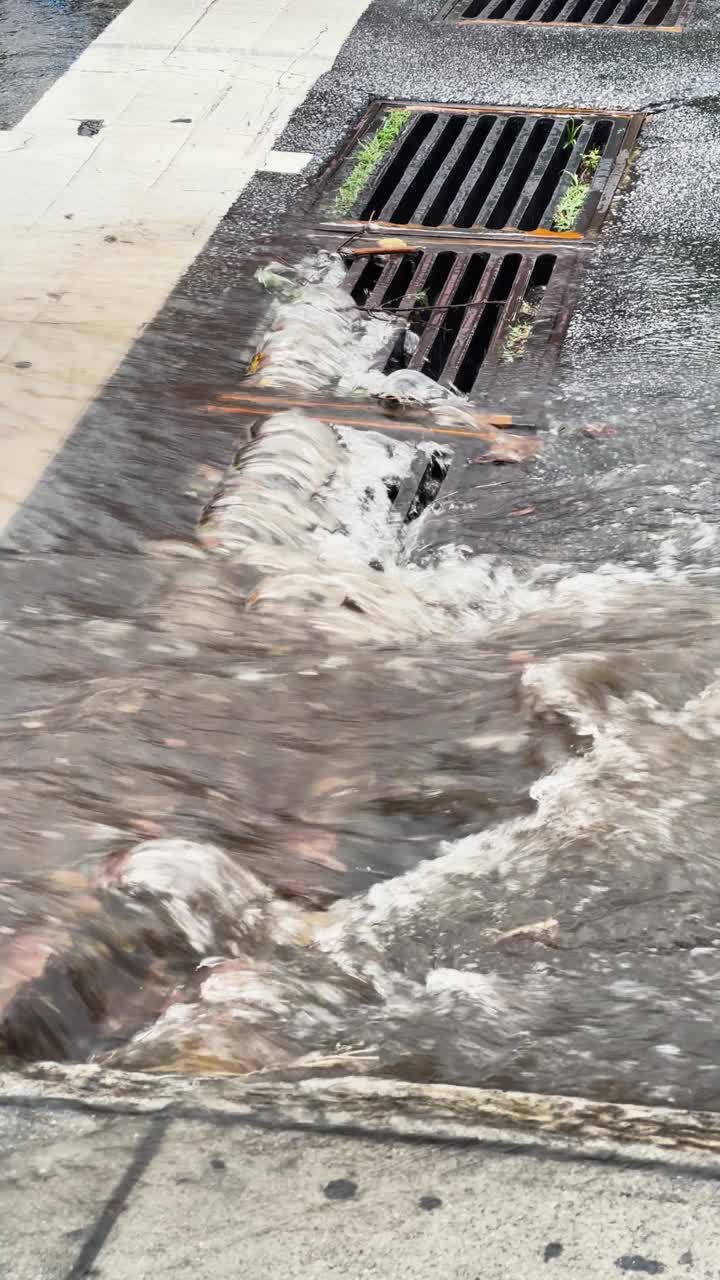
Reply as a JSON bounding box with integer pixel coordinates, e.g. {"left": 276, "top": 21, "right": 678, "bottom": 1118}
{"left": 344, "top": 243, "right": 580, "bottom": 401}
{"left": 438, "top": 0, "right": 691, "bottom": 25}
{"left": 320, "top": 104, "right": 641, "bottom": 238}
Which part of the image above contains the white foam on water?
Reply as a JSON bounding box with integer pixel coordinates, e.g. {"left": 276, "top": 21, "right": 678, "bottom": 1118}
{"left": 77, "top": 253, "right": 720, "bottom": 1090}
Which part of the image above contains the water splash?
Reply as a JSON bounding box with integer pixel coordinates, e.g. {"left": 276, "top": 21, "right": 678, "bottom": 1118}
{"left": 4, "top": 251, "right": 720, "bottom": 1110}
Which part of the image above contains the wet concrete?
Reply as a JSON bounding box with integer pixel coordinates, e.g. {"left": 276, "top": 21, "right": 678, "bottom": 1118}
{"left": 0, "top": 0, "right": 130, "bottom": 129}
{"left": 4, "top": 1077, "right": 720, "bottom": 1280}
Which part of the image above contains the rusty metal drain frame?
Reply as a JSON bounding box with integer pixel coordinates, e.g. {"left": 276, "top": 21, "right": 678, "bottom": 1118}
{"left": 337, "top": 231, "right": 589, "bottom": 413}
{"left": 314, "top": 101, "right": 643, "bottom": 243}
{"left": 436, "top": 0, "right": 694, "bottom": 27}
{"left": 204, "top": 385, "right": 515, "bottom": 440}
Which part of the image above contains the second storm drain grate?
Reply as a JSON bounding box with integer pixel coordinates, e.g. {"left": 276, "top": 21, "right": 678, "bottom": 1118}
{"left": 320, "top": 104, "right": 642, "bottom": 238}
{"left": 438, "top": 0, "right": 691, "bottom": 27}
{"left": 343, "top": 242, "right": 582, "bottom": 405}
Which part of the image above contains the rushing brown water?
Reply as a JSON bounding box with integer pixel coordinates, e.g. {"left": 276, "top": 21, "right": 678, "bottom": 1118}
{"left": 4, "top": 253, "right": 720, "bottom": 1110}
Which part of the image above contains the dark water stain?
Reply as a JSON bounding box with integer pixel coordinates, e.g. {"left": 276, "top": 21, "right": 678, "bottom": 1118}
{"left": 418, "top": 1196, "right": 443, "bottom": 1211}
{"left": 544, "top": 1242, "right": 563, "bottom": 1262}
{"left": 323, "top": 1178, "right": 358, "bottom": 1201}
{"left": 615, "top": 1256, "right": 666, "bottom": 1274}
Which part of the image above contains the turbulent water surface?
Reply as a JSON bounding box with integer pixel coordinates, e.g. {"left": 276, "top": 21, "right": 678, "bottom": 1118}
{"left": 3, "top": 253, "right": 720, "bottom": 1112}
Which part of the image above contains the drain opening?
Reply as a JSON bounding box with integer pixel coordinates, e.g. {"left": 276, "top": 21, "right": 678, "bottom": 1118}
{"left": 439, "top": 0, "right": 688, "bottom": 24}
{"left": 385, "top": 448, "right": 452, "bottom": 523}
{"left": 322, "top": 105, "right": 640, "bottom": 236}
{"left": 405, "top": 451, "right": 450, "bottom": 522}
{"left": 345, "top": 247, "right": 569, "bottom": 396}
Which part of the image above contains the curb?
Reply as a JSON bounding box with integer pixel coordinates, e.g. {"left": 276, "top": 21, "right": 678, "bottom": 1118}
{"left": 3, "top": 1063, "right": 720, "bottom": 1172}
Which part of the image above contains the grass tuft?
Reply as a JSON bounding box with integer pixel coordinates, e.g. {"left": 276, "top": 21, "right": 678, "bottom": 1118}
{"left": 583, "top": 147, "right": 602, "bottom": 175}
{"left": 501, "top": 301, "right": 537, "bottom": 364}
{"left": 334, "top": 109, "right": 411, "bottom": 216}
{"left": 551, "top": 149, "right": 604, "bottom": 232}
{"left": 552, "top": 175, "right": 590, "bottom": 232}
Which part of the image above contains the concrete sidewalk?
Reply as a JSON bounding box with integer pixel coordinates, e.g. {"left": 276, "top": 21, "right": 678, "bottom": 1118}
{"left": 3, "top": 1066, "right": 720, "bottom": 1280}
{"left": 0, "top": 0, "right": 370, "bottom": 532}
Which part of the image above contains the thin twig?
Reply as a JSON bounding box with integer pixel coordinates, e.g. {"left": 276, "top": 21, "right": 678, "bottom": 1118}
{"left": 359, "top": 296, "right": 518, "bottom": 315}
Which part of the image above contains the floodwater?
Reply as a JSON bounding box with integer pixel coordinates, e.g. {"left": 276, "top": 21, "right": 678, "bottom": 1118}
{"left": 4, "top": 246, "right": 720, "bottom": 1113}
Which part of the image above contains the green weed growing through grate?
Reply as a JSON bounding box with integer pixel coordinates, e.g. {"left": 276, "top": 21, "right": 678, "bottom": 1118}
{"left": 334, "top": 109, "right": 412, "bottom": 216}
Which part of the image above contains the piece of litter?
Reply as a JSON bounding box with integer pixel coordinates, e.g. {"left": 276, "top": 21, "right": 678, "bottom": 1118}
{"left": 77, "top": 119, "right": 104, "bottom": 137}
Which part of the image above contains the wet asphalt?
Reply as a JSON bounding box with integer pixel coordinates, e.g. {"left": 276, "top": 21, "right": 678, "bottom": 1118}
{"left": 0, "top": 0, "right": 129, "bottom": 129}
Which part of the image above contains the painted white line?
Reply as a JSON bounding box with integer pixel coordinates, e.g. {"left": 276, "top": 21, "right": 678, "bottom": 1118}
{"left": 261, "top": 149, "right": 314, "bottom": 174}
{"left": 0, "top": 0, "right": 370, "bottom": 533}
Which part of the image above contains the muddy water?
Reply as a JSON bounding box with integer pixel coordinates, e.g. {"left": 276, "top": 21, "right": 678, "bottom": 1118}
{"left": 4, "top": 254, "right": 720, "bottom": 1110}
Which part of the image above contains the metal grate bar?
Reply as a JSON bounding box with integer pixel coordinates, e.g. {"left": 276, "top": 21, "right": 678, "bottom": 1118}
{"left": 481, "top": 255, "right": 536, "bottom": 367}
{"left": 614, "top": 0, "right": 662, "bottom": 19}
{"left": 487, "top": 0, "right": 537, "bottom": 17}
{"left": 637, "top": 0, "right": 684, "bottom": 21}
{"left": 444, "top": 116, "right": 520, "bottom": 228}
{"left": 345, "top": 256, "right": 373, "bottom": 296}
{"left": 358, "top": 113, "right": 434, "bottom": 221}
{"left": 621, "top": 0, "right": 676, "bottom": 20}
{"left": 550, "top": 0, "right": 597, "bottom": 19}
{"left": 506, "top": 119, "right": 566, "bottom": 227}
{"left": 533, "top": 0, "right": 574, "bottom": 16}
{"left": 377, "top": 115, "right": 456, "bottom": 224}
{"left": 524, "top": 0, "right": 562, "bottom": 16}
{"left": 630, "top": 0, "right": 667, "bottom": 17}
{"left": 321, "top": 104, "right": 641, "bottom": 240}
{"left": 528, "top": 0, "right": 573, "bottom": 22}
{"left": 441, "top": 116, "right": 508, "bottom": 227}
{"left": 411, "top": 116, "right": 488, "bottom": 226}
{"left": 581, "top": 0, "right": 618, "bottom": 19}
{"left": 516, "top": 120, "right": 583, "bottom": 230}
{"left": 390, "top": 253, "right": 444, "bottom": 312}
{"left": 332, "top": 241, "right": 585, "bottom": 415}
{"left": 590, "top": 0, "right": 634, "bottom": 18}
{"left": 441, "top": 255, "right": 505, "bottom": 384}
{"left": 452, "top": 0, "right": 491, "bottom": 18}
{"left": 364, "top": 257, "right": 415, "bottom": 310}
{"left": 590, "top": 116, "right": 641, "bottom": 225}
{"left": 537, "top": 120, "right": 597, "bottom": 231}
{"left": 407, "top": 255, "right": 471, "bottom": 370}
{"left": 473, "top": 119, "right": 546, "bottom": 228}
{"left": 518, "top": 255, "right": 576, "bottom": 365}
